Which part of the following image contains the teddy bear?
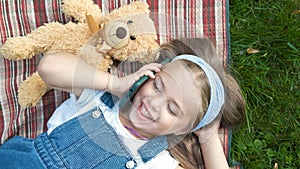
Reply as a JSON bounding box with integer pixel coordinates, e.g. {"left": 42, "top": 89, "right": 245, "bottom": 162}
{"left": 0, "top": 0, "right": 159, "bottom": 108}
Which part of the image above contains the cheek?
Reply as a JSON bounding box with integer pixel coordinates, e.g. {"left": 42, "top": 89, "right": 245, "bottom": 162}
{"left": 134, "top": 82, "right": 153, "bottom": 99}
{"left": 155, "top": 112, "right": 177, "bottom": 133}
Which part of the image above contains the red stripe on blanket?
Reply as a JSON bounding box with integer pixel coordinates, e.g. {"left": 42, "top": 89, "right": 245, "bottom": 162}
{"left": 184, "top": 0, "right": 189, "bottom": 38}
{"left": 203, "top": 0, "right": 209, "bottom": 37}
{"left": 33, "top": 1, "right": 43, "bottom": 27}
{"left": 51, "top": 0, "right": 60, "bottom": 21}
{"left": 224, "top": 128, "right": 229, "bottom": 159}
{"left": 166, "top": 0, "right": 172, "bottom": 40}
{"left": 175, "top": 0, "right": 180, "bottom": 38}
{"left": 95, "top": 0, "right": 102, "bottom": 9}
{"left": 147, "top": 0, "right": 160, "bottom": 43}
{"left": 4, "top": 60, "right": 16, "bottom": 138}
{"left": 15, "top": 1, "right": 23, "bottom": 34}
{"left": 222, "top": 0, "right": 228, "bottom": 67}
{"left": 203, "top": 0, "right": 216, "bottom": 45}
{"left": 190, "top": 0, "right": 196, "bottom": 38}
{"left": 0, "top": 1, "right": 7, "bottom": 42}
{"left": 1, "top": 1, "right": 13, "bottom": 38}
{"left": 21, "top": 0, "right": 31, "bottom": 34}
{"left": 108, "top": 0, "right": 115, "bottom": 11}
{"left": 210, "top": 0, "right": 216, "bottom": 42}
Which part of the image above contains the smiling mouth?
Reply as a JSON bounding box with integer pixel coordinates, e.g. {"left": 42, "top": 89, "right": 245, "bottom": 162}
{"left": 140, "top": 103, "right": 154, "bottom": 121}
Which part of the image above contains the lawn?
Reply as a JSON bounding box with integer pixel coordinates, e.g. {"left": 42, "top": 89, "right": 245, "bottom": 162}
{"left": 228, "top": 0, "right": 300, "bottom": 168}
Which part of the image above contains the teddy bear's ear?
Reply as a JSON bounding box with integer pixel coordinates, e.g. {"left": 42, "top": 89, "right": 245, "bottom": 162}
{"left": 125, "top": 13, "right": 156, "bottom": 36}
{"left": 125, "top": 1, "right": 150, "bottom": 13}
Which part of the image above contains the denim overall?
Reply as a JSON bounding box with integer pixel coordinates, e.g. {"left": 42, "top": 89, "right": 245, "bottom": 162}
{"left": 0, "top": 93, "right": 168, "bottom": 169}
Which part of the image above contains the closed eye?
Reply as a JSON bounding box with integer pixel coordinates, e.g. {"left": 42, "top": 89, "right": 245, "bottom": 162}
{"left": 167, "top": 104, "right": 177, "bottom": 116}
{"left": 154, "top": 77, "right": 178, "bottom": 116}
{"left": 154, "top": 77, "right": 163, "bottom": 93}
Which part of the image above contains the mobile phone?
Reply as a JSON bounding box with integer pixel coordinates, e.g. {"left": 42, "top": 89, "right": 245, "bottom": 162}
{"left": 119, "top": 58, "right": 170, "bottom": 109}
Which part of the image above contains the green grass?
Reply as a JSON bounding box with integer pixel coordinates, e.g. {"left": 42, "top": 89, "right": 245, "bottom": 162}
{"left": 229, "top": 0, "right": 300, "bottom": 168}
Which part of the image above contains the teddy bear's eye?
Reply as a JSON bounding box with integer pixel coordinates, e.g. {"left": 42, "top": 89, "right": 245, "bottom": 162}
{"left": 127, "top": 20, "right": 133, "bottom": 25}
{"left": 130, "top": 35, "right": 136, "bottom": 40}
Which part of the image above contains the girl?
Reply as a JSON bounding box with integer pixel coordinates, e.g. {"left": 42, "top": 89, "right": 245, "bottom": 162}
{"left": 0, "top": 38, "right": 245, "bottom": 169}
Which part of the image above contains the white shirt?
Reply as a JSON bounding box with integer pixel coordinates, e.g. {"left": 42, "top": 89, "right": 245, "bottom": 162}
{"left": 47, "top": 89, "right": 179, "bottom": 169}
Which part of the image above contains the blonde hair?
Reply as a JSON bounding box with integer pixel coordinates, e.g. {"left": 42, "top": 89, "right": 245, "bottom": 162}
{"left": 158, "top": 38, "right": 246, "bottom": 169}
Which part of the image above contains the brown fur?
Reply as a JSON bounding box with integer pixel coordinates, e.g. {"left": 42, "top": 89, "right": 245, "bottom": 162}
{"left": 0, "top": 0, "right": 159, "bottom": 107}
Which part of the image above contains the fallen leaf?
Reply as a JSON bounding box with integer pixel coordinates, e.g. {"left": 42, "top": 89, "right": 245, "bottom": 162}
{"left": 273, "top": 163, "right": 278, "bottom": 169}
{"left": 246, "top": 48, "right": 259, "bottom": 54}
{"left": 292, "top": 9, "right": 300, "bottom": 15}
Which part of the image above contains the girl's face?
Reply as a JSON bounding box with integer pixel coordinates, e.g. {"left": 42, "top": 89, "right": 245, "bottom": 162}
{"left": 124, "top": 61, "right": 201, "bottom": 138}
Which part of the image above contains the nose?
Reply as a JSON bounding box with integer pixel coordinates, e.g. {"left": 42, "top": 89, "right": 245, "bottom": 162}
{"left": 148, "top": 92, "right": 168, "bottom": 115}
{"left": 116, "top": 27, "right": 127, "bottom": 39}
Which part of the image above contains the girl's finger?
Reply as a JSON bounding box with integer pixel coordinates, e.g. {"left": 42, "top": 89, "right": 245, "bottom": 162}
{"left": 144, "top": 70, "right": 156, "bottom": 78}
{"left": 140, "top": 63, "right": 162, "bottom": 71}
{"left": 132, "top": 70, "right": 154, "bottom": 82}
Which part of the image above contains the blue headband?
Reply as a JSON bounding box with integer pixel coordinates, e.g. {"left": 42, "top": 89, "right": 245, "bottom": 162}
{"left": 172, "top": 55, "right": 225, "bottom": 131}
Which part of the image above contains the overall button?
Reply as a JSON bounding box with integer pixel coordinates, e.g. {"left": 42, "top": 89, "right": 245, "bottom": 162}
{"left": 92, "top": 110, "right": 101, "bottom": 119}
{"left": 125, "top": 159, "right": 136, "bottom": 169}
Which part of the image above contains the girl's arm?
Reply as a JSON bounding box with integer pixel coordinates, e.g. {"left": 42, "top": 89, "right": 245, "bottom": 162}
{"left": 38, "top": 52, "right": 111, "bottom": 96}
{"left": 199, "top": 131, "right": 229, "bottom": 169}
{"left": 38, "top": 52, "right": 161, "bottom": 97}
{"left": 194, "top": 116, "right": 229, "bottom": 169}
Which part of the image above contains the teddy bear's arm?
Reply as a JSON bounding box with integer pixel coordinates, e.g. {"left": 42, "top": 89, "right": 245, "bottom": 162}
{"left": 17, "top": 72, "right": 49, "bottom": 107}
{"left": 0, "top": 22, "right": 92, "bottom": 60}
{"left": 62, "top": 0, "right": 102, "bottom": 24}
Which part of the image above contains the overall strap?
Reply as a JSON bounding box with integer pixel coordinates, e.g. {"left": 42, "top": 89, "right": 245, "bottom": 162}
{"left": 100, "top": 92, "right": 119, "bottom": 109}
{"left": 138, "top": 136, "right": 168, "bottom": 163}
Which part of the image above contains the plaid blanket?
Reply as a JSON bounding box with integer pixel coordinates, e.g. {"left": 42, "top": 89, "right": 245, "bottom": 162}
{"left": 0, "top": 0, "right": 238, "bottom": 167}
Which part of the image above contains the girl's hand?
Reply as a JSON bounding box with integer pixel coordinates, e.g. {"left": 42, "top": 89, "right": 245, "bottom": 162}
{"left": 194, "top": 115, "right": 221, "bottom": 144}
{"left": 107, "top": 63, "right": 162, "bottom": 98}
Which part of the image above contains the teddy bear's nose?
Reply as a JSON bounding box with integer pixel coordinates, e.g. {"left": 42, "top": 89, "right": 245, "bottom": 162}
{"left": 116, "top": 27, "right": 127, "bottom": 39}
